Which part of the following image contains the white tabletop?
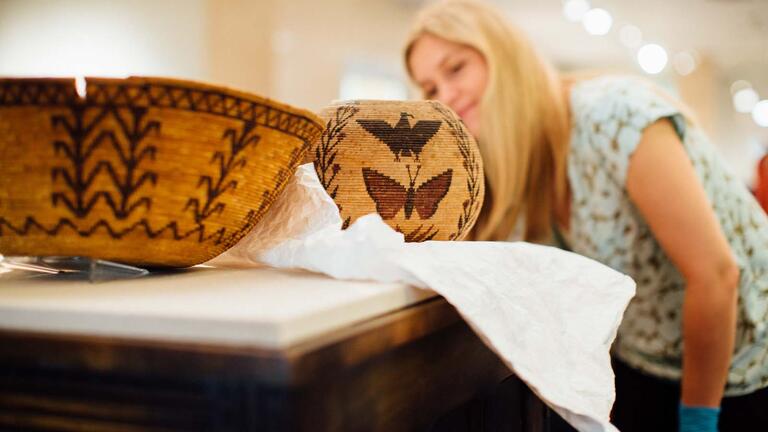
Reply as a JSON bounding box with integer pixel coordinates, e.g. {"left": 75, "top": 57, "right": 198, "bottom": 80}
{"left": 0, "top": 267, "right": 436, "bottom": 349}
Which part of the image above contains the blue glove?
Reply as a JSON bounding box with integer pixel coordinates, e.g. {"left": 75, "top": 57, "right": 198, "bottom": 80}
{"left": 679, "top": 403, "right": 720, "bottom": 432}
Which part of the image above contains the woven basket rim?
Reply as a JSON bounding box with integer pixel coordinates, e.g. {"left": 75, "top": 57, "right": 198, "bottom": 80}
{"left": 0, "top": 75, "right": 324, "bottom": 133}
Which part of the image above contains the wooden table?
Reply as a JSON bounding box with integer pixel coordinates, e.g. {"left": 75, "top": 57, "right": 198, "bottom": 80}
{"left": 0, "top": 267, "right": 554, "bottom": 431}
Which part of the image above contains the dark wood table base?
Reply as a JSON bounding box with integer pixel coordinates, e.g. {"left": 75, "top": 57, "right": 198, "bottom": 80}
{"left": 0, "top": 298, "right": 556, "bottom": 431}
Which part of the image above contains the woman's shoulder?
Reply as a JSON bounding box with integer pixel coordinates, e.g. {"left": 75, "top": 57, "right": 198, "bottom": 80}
{"left": 570, "top": 75, "right": 640, "bottom": 105}
{"left": 570, "top": 75, "right": 679, "bottom": 125}
{"left": 567, "top": 75, "right": 687, "bottom": 186}
{"left": 570, "top": 74, "right": 640, "bottom": 102}
{"left": 569, "top": 75, "right": 685, "bottom": 144}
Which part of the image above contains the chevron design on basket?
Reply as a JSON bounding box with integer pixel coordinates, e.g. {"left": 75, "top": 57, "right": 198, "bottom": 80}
{"left": 0, "top": 80, "right": 320, "bottom": 255}
{"left": 0, "top": 81, "right": 321, "bottom": 144}
{"left": 0, "top": 216, "right": 232, "bottom": 244}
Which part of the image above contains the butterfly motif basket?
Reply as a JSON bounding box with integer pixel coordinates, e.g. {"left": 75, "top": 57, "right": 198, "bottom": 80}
{"left": 312, "top": 100, "right": 484, "bottom": 241}
{"left": 0, "top": 77, "right": 324, "bottom": 267}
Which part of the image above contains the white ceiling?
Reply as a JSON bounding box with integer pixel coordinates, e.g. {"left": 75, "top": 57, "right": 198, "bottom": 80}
{"left": 402, "top": 0, "right": 768, "bottom": 91}
{"left": 504, "top": 0, "right": 767, "bottom": 85}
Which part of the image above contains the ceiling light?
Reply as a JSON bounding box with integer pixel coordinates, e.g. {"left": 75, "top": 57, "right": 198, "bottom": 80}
{"left": 751, "top": 100, "right": 768, "bottom": 127}
{"left": 637, "top": 44, "right": 668, "bottom": 74}
{"left": 733, "top": 88, "right": 759, "bottom": 113}
{"left": 673, "top": 52, "right": 696, "bottom": 76}
{"left": 563, "top": 0, "right": 591, "bottom": 22}
{"left": 730, "top": 80, "right": 752, "bottom": 95}
{"left": 582, "top": 8, "right": 612, "bottom": 35}
{"left": 619, "top": 25, "right": 642, "bottom": 48}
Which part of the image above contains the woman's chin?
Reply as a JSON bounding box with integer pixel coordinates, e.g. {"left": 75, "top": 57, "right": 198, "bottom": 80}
{"left": 463, "top": 118, "right": 480, "bottom": 138}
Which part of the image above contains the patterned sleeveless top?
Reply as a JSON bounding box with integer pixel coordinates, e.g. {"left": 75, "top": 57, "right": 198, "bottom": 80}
{"left": 566, "top": 76, "right": 768, "bottom": 396}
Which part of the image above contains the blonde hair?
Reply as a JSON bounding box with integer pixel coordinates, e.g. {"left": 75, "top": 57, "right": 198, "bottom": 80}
{"left": 404, "top": 0, "right": 571, "bottom": 242}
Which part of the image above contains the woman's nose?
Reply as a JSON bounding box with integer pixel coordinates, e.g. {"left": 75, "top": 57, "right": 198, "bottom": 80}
{"left": 437, "top": 85, "right": 459, "bottom": 110}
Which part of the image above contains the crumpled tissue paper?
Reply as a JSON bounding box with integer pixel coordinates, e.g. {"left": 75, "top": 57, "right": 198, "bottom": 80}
{"left": 208, "top": 164, "right": 635, "bottom": 432}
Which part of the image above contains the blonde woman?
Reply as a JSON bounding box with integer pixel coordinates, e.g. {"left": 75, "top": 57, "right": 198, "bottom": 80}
{"left": 404, "top": 1, "right": 768, "bottom": 431}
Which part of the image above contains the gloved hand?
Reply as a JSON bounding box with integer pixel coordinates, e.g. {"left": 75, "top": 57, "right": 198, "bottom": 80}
{"left": 679, "top": 403, "right": 720, "bottom": 432}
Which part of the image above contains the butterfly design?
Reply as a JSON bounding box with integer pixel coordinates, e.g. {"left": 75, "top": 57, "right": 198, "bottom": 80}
{"left": 362, "top": 165, "right": 452, "bottom": 220}
{"left": 357, "top": 112, "right": 442, "bottom": 162}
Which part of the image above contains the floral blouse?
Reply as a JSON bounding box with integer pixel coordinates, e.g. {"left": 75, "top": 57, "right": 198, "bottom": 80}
{"left": 567, "top": 76, "right": 768, "bottom": 396}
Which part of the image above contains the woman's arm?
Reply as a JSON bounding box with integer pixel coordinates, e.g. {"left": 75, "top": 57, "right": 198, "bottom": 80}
{"left": 626, "top": 119, "right": 740, "bottom": 407}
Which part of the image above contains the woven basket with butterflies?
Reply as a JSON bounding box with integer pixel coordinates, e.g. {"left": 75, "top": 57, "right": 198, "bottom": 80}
{"left": 312, "top": 100, "right": 484, "bottom": 241}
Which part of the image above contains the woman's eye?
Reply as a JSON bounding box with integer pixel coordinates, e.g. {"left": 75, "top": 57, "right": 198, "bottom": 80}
{"left": 449, "top": 61, "right": 465, "bottom": 75}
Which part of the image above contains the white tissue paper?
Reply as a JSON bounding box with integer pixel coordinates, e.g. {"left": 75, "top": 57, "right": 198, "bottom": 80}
{"left": 208, "top": 164, "right": 635, "bottom": 432}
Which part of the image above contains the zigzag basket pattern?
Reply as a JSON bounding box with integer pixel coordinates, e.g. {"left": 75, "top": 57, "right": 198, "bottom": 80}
{"left": 0, "top": 77, "right": 323, "bottom": 267}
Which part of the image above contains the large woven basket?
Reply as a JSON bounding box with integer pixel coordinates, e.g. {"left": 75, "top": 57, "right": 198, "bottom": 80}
{"left": 0, "top": 77, "right": 324, "bottom": 267}
{"left": 312, "top": 100, "right": 484, "bottom": 241}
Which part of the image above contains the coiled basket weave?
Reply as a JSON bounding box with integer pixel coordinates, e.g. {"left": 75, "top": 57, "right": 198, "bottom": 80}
{"left": 312, "top": 100, "right": 484, "bottom": 241}
{"left": 0, "top": 77, "right": 324, "bottom": 267}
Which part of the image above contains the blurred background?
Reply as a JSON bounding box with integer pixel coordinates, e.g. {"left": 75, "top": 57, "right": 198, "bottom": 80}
{"left": 1, "top": 0, "right": 766, "bottom": 187}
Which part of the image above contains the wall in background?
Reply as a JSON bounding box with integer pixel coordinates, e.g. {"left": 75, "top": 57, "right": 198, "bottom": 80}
{"left": 0, "top": 0, "right": 207, "bottom": 79}
{"left": 205, "top": 0, "right": 273, "bottom": 95}
{"left": 676, "top": 57, "right": 768, "bottom": 185}
{"left": 267, "top": 0, "right": 413, "bottom": 110}
{"left": 0, "top": 0, "right": 410, "bottom": 107}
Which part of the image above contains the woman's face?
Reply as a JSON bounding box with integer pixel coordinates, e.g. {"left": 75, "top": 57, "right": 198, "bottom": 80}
{"left": 408, "top": 33, "right": 488, "bottom": 137}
